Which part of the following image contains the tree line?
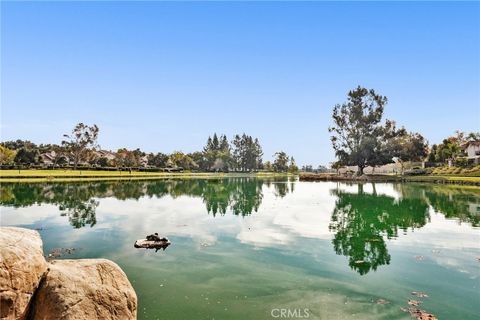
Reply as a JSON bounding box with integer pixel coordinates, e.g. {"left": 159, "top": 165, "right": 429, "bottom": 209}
{"left": 329, "top": 86, "right": 479, "bottom": 175}
{"left": 3, "top": 85, "right": 475, "bottom": 175}
{"left": 0, "top": 127, "right": 298, "bottom": 173}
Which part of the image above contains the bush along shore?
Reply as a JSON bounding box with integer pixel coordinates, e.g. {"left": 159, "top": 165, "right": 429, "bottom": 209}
{"left": 299, "top": 172, "right": 480, "bottom": 186}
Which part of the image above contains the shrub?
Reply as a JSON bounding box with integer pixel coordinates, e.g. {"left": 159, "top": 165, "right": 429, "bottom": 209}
{"left": 452, "top": 168, "right": 462, "bottom": 174}
{"left": 424, "top": 167, "right": 434, "bottom": 174}
{"left": 403, "top": 168, "right": 427, "bottom": 176}
{"left": 455, "top": 157, "right": 470, "bottom": 168}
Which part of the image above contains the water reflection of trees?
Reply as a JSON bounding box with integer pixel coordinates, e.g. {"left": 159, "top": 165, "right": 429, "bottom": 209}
{"left": 395, "top": 183, "right": 480, "bottom": 227}
{"left": 59, "top": 198, "right": 99, "bottom": 228}
{"left": 329, "top": 184, "right": 430, "bottom": 275}
{"left": 0, "top": 178, "right": 292, "bottom": 227}
{"left": 329, "top": 183, "right": 480, "bottom": 275}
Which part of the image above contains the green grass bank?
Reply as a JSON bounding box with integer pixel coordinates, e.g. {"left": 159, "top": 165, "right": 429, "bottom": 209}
{"left": 0, "top": 169, "right": 294, "bottom": 183}
{"left": 299, "top": 172, "right": 480, "bottom": 186}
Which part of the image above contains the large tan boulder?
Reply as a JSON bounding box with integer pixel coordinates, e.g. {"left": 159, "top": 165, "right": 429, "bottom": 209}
{"left": 0, "top": 227, "right": 48, "bottom": 320}
{"left": 31, "top": 259, "right": 137, "bottom": 320}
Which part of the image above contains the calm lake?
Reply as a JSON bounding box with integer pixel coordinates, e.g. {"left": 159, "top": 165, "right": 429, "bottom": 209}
{"left": 1, "top": 178, "right": 479, "bottom": 319}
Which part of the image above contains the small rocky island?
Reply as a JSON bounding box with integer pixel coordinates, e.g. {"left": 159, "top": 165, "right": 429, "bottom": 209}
{"left": 0, "top": 227, "right": 137, "bottom": 319}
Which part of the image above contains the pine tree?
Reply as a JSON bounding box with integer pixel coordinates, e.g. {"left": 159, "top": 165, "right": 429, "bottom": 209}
{"left": 219, "top": 135, "right": 230, "bottom": 152}
{"left": 232, "top": 134, "right": 242, "bottom": 171}
{"left": 203, "top": 136, "right": 213, "bottom": 153}
{"left": 212, "top": 133, "right": 219, "bottom": 151}
{"left": 231, "top": 134, "right": 263, "bottom": 171}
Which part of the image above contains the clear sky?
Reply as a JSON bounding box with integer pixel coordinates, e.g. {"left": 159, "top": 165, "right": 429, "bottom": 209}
{"left": 1, "top": 1, "right": 479, "bottom": 166}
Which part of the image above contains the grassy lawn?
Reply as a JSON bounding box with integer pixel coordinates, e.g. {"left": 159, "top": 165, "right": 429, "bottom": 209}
{"left": 0, "top": 169, "right": 209, "bottom": 177}
{"left": 405, "top": 175, "right": 480, "bottom": 182}
{"left": 0, "top": 169, "right": 294, "bottom": 182}
{"left": 3, "top": 169, "right": 478, "bottom": 184}
{"left": 299, "top": 172, "right": 480, "bottom": 185}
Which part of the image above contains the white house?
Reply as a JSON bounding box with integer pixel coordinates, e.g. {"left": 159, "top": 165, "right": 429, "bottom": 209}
{"left": 94, "top": 150, "right": 117, "bottom": 161}
{"left": 40, "top": 151, "right": 70, "bottom": 166}
{"left": 39, "top": 151, "right": 57, "bottom": 165}
{"left": 461, "top": 140, "right": 480, "bottom": 164}
{"left": 139, "top": 155, "right": 149, "bottom": 167}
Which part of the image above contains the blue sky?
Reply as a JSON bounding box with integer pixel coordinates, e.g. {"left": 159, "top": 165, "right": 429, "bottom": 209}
{"left": 1, "top": 1, "right": 479, "bottom": 166}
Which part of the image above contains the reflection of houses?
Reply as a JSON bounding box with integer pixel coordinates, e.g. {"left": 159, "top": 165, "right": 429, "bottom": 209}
{"left": 468, "top": 202, "right": 480, "bottom": 217}
{"left": 461, "top": 140, "right": 480, "bottom": 164}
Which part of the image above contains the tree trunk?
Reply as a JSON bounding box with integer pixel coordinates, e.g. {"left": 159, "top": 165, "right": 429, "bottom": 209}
{"left": 357, "top": 165, "right": 365, "bottom": 176}
{"left": 357, "top": 183, "right": 364, "bottom": 194}
{"left": 74, "top": 153, "right": 79, "bottom": 170}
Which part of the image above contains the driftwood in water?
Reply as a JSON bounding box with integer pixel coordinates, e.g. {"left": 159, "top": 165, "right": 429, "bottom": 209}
{"left": 134, "top": 238, "right": 171, "bottom": 252}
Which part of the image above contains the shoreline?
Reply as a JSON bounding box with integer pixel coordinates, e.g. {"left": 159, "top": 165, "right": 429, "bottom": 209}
{"left": 299, "top": 172, "right": 480, "bottom": 186}
{"left": 0, "top": 170, "right": 295, "bottom": 183}
{"left": 1, "top": 169, "right": 479, "bottom": 186}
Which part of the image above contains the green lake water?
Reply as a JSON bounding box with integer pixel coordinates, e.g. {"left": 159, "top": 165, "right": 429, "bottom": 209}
{"left": 1, "top": 178, "right": 479, "bottom": 319}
